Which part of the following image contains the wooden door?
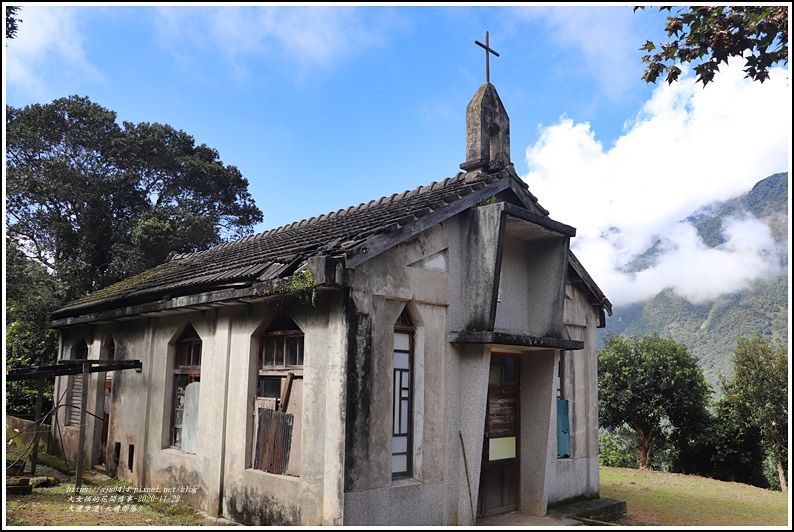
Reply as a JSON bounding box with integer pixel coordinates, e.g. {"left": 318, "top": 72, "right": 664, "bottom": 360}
{"left": 478, "top": 355, "right": 520, "bottom": 517}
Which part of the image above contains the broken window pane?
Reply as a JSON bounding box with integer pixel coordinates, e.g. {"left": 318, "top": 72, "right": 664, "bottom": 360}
{"left": 172, "top": 325, "right": 202, "bottom": 449}
{"left": 252, "top": 316, "right": 304, "bottom": 476}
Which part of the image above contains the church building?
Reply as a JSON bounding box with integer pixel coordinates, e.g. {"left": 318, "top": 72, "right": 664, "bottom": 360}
{"left": 48, "top": 49, "right": 612, "bottom": 525}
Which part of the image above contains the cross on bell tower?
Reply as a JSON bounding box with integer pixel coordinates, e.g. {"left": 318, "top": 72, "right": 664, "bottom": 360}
{"left": 475, "top": 31, "right": 500, "bottom": 83}
{"left": 460, "top": 31, "right": 511, "bottom": 177}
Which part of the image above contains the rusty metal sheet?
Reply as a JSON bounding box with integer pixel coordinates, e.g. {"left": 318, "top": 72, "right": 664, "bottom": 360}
{"left": 254, "top": 408, "right": 293, "bottom": 475}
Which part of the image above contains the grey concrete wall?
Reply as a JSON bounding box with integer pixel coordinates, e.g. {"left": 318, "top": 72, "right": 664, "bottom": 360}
{"left": 447, "top": 343, "right": 491, "bottom": 525}
{"left": 445, "top": 212, "right": 492, "bottom": 526}
{"left": 344, "top": 480, "right": 445, "bottom": 526}
{"left": 522, "top": 237, "right": 568, "bottom": 338}
{"left": 545, "top": 283, "right": 601, "bottom": 505}
{"left": 459, "top": 204, "right": 503, "bottom": 331}
{"left": 58, "top": 293, "right": 350, "bottom": 525}
{"left": 494, "top": 237, "right": 528, "bottom": 331}
{"left": 518, "top": 349, "right": 556, "bottom": 516}
{"left": 216, "top": 293, "right": 349, "bottom": 526}
{"left": 142, "top": 311, "right": 224, "bottom": 513}
{"left": 494, "top": 227, "right": 569, "bottom": 339}
{"left": 342, "top": 223, "right": 452, "bottom": 526}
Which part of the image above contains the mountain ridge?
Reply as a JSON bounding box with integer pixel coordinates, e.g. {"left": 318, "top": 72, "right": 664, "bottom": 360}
{"left": 600, "top": 171, "right": 789, "bottom": 390}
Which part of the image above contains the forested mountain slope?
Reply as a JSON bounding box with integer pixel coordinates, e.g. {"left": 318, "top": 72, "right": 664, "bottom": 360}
{"left": 602, "top": 172, "right": 789, "bottom": 389}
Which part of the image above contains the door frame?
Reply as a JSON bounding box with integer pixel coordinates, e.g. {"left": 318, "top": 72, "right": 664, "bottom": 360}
{"left": 477, "top": 353, "right": 521, "bottom": 517}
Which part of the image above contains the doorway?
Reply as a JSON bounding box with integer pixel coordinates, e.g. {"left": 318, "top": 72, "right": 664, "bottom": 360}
{"left": 477, "top": 354, "right": 520, "bottom": 517}
{"left": 99, "top": 378, "right": 111, "bottom": 465}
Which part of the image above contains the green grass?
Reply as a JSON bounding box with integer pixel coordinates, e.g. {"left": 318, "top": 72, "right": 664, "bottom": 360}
{"left": 600, "top": 466, "right": 790, "bottom": 526}
{"left": 5, "top": 442, "right": 231, "bottom": 527}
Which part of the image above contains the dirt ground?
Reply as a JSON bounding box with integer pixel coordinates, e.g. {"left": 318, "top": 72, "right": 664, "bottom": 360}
{"left": 5, "top": 442, "right": 237, "bottom": 527}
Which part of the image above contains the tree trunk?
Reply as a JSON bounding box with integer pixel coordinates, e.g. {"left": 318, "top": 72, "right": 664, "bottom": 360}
{"left": 774, "top": 441, "right": 788, "bottom": 494}
{"left": 769, "top": 425, "right": 788, "bottom": 493}
{"left": 775, "top": 456, "right": 787, "bottom": 493}
{"left": 634, "top": 426, "right": 656, "bottom": 470}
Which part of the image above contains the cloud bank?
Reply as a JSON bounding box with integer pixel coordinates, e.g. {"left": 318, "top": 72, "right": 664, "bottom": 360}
{"left": 4, "top": 6, "right": 103, "bottom": 102}
{"left": 523, "top": 62, "right": 791, "bottom": 306}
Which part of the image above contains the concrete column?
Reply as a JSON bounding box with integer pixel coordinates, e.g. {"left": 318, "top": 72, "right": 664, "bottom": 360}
{"left": 519, "top": 350, "right": 556, "bottom": 516}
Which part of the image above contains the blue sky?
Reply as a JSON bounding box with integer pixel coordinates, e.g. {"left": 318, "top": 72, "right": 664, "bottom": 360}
{"left": 4, "top": 3, "right": 791, "bottom": 306}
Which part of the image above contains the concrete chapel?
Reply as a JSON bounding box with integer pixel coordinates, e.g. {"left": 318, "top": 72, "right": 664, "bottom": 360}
{"left": 48, "top": 40, "right": 612, "bottom": 526}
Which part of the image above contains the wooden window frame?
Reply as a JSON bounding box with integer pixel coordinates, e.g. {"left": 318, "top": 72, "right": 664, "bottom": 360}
{"left": 67, "top": 340, "right": 89, "bottom": 426}
{"left": 252, "top": 318, "right": 305, "bottom": 475}
{"left": 172, "top": 328, "right": 202, "bottom": 449}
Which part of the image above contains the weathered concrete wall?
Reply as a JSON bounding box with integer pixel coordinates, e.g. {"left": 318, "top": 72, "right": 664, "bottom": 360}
{"left": 518, "top": 349, "right": 556, "bottom": 516}
{"left": 61, "top": 291, "right": 350, "bottom": 525}
{"left": 494, "top": 232, "right": 569, "bottom": 338}
{"left": 140, "top": 311, "right": 222, "bottom": 512}
{"left": 6, "top": 415, "right": 52, "bottom": 453}
{"left": 545, "top": 283, "right": 601, "bottom": 505}
{"left": 458, "top": 204, "right": 503, "bottom": 331}
{"left": 445, "top": 212, "right": 492, "bottom": 526}
{"left": 447, "top": 343, "right": 490, "bottom": 525}
{"left": 221, "top": 293, "right": 348, "bottom": 525}
{"left": 343, "top": 223, "right": 451, "bottom": 525}
{"left": 344, "top": 480, "right": 445, "bottom": 526}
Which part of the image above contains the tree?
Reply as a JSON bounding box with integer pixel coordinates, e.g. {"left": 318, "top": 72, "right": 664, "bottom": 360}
{"left": 5, "top": 239, "right": 60, "bottom": 417}
{"left": 6, "top": 95, "right": 263, "bottom": 300}
{"left": 722, "top": 335, "right": 788, "bottom": 493}
{"left": 637, "top": 6, "right": 788, "bottom": 86}
{"left": 598, "top": 332, "right": 712, "bottom": 469}
{"left": 6, "top": 5, "right": 21, "bottom": 41}
{"left": 671, "top": 397, "right": 768, "bottom": 488}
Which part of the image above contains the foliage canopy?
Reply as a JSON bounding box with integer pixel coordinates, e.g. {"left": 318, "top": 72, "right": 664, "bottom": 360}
{"left": 6, "top": 5, "right": 21, "bottom": 41}
{"left": 6, "top": 95, "right": 263, "bottom": 300}
{"left": 722, "top": 335, "right": 788, "bottom": 492}
{"left": 5, "top": 240, "right": 59, "bottom": 417}
{"left": 637, "top": 6, "right": 788, "bottom": 86}
{"left": 598, "top": 332, "right": 712, "bottom": 469}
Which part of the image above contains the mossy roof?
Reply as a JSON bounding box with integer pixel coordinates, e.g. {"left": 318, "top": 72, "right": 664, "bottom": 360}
{"left": 50, "top": 168, "right": 611, "bottom": 322}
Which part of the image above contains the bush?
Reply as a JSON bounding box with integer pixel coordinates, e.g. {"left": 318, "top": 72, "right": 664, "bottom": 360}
{"left": 599, "top": 429, "right": 638, "bottom": 468}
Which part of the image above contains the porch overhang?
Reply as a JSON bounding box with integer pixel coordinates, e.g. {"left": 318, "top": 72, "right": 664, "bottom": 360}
{"left": 448, "top": 330, "right": 584, "bottom": 350}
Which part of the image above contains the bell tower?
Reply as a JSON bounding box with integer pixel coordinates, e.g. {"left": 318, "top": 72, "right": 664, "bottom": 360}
{"left": 460, "top": 32, "right": 511, "bottom": 176}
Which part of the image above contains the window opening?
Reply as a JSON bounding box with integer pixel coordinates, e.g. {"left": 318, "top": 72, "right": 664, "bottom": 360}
{"left": 556, "top": 352, "right": 571, "bottom": 458}
{"left": 68, "top": 340, "right": 89, "bottom": 426}
{"left": 172, "top": 325, "right": 201, "bottom": 451}
{"left": 252, "top": 315, "right": 304, "bottom": 475}
{"left": 392, "top": 309, "right": 414, "bottom": 478}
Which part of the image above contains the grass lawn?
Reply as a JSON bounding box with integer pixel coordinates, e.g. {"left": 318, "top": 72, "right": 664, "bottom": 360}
{"left": 5, "top": 441, "right": 234, "bottom": 527}
{"left": 600, "top": 466, "right": 790, "bottom": 527}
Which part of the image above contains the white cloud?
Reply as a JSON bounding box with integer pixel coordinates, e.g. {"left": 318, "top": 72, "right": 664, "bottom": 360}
{"left": 523, "top": 62, "right": 791, "bottom": 306}
{"left": 153, "top": 6, "right": 392, "bottom": 80}
{"left": 512, "top": 5, "right": 656, "bottom": 101}
{"left": 4, "top": 6, "right": 102, "bottom": 101}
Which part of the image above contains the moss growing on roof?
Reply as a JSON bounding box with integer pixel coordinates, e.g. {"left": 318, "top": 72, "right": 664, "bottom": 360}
{"left": 63, "top": 262, "right": 182, "bottom": 309}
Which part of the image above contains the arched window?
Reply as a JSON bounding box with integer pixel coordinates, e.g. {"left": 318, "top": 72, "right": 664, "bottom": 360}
{"left": 68, "top": 339, "right": 89, "bottom": 426}
{"left": 172, "top": 325, "right": 201, "bottom": 451}
{"left": 392, "top": 309, "right": 414, "bottom": 478}
{"left": 252, "top": 315, "right": 304, "bottom": 475}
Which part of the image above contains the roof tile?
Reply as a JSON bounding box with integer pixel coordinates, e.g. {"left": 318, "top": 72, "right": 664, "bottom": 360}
{"left": 54, "top": 171, "right": 508, "bottom": 316}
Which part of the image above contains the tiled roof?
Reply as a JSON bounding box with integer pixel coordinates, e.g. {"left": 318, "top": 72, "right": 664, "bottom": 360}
{"left": 52, "top": 169, "right": 532, "bottom": 318}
